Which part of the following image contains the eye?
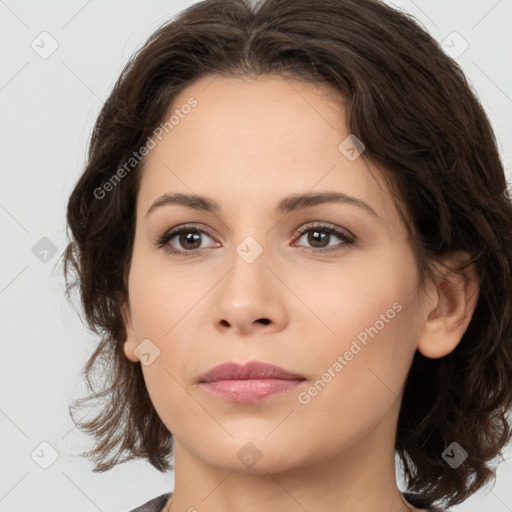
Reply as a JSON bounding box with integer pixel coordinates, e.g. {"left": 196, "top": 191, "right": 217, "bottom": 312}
{"left": 292, "top": 223, "right": 355, "bottom": 253}
{"left": 156, "top": 225, "right": 219, "bottom": 257}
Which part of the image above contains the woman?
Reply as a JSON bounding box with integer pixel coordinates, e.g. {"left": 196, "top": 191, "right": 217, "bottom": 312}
{"left": 63, "top": 0, "right": 512, "bottom": 511}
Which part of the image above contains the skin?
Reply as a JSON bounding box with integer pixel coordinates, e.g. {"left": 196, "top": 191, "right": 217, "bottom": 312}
{"left": 121, "top": 74, "right": 479, "bottom": 512}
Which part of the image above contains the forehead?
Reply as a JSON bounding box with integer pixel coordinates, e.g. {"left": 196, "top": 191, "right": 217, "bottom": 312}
{"left": 136, "top": 74, "right": 397, "bottom": 224}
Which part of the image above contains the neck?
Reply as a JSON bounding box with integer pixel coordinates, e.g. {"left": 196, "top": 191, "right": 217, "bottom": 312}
{"left": 167, "top": 401, "right": 419, "bottom": 512}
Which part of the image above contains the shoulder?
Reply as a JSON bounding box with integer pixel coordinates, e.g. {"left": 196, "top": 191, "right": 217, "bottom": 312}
{"left": 403, "top": 492, "right": 451, "bottom": 512}
{"left": 125, "top": 492, "right": 172, "bottom": 512}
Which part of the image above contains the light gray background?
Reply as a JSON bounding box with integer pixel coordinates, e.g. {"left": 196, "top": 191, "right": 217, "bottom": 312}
{"left": 1, "top": 1, "right": 511, "bottom": 511}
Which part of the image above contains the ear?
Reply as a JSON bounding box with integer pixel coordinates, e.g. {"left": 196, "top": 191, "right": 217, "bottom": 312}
{"left": 121, "top": 302, "right": 140, "bottom": 363}
{"left": 417, "top": 252, "right": 479, "bottom": 359}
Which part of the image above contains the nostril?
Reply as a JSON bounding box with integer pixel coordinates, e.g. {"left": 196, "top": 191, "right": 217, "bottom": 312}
{"left": 257, "top": 318, "right": 270, "bottom": 325}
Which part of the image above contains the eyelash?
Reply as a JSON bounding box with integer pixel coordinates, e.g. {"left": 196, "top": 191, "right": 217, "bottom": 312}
{"left": 155, "top": 222, "right": 356, "bottom": 257}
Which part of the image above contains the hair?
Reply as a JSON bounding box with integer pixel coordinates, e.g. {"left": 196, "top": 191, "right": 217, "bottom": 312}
{"left": 62, "top": 0, "right": 512, "bottom": 508}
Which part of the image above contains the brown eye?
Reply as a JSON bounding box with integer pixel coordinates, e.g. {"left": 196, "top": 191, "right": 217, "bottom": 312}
{"left": 157, "top": 226, "right": 218, "bottom": 256}
{"left": 293, "top": 223, "right": 355, "bottom": 253}
{"left": 176, "top": 230, "right": 203, "bottom": 250}
{"left": 305, "top": 229, "right": 330, "bottom": 248}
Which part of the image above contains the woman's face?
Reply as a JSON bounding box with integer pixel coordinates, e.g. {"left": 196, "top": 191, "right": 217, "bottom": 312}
{"left": 122, "top": 74, "right": 428, "bottom": 472}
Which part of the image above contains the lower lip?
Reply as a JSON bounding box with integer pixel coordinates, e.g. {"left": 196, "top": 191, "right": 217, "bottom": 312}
{"left": 200, "top": 378, "right": 305, "bottom": 403}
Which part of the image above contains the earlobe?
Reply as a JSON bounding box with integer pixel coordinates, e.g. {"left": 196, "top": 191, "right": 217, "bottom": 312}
{"left": 121, "top": 302, "right": 140, "bottom": 363}
{"left": 417, "top": 253, "right": 479, "bottom": 359}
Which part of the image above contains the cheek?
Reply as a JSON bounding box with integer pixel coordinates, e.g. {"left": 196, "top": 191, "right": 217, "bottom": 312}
{"left": 128, "top": 254, "right": 206, "bottom": 428}
{"left": 292, "top": 296, "right": 420, "bottom": 459}
{"left": 292, "top": 249, "right": 421, "bottom": 414}
{"left": 127, "top": 245, "right": 205, "bottom": 339}
{"left": 288, "top": 245, "right": 418, "bottom": 347}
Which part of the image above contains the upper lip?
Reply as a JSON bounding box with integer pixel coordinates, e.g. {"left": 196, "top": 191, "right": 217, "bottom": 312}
{"left": 199, "top": 360, "right": 306, "bottom": 383}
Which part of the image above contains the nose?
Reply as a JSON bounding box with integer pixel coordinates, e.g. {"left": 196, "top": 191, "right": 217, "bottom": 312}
{"left": 212, "top": 243, "right": 288, "bottom": 337}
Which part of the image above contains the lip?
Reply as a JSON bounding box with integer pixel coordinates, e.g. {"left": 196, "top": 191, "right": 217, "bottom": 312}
{"left": 199, "top": 361, "right": 305, "bottom": 382}
{"left": 199, "top": 361, "right": 306, "bottom": 403}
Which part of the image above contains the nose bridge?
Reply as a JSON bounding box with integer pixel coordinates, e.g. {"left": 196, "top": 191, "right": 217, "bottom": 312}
{"left": 225, "top": 209, "right": 271, "bottom": 282}
{"left": 212, "top": 228, "right": 286, "bottom": 334}
{"left": 224, "top": 232, "right": 270, "bottom": 303}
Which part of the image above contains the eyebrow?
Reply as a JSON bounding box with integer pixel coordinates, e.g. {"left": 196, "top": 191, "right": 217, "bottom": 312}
{"left": 145, "top": 191, "right": 380, "bottom": 219}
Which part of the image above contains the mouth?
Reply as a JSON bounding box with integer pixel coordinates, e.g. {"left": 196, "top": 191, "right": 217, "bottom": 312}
{"left": 198, "top": 360, "right": 307, "bottom": 403}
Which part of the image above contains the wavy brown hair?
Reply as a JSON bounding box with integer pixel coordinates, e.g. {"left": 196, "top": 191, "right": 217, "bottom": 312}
{"left": 62, "top": 0, "right": 512, "bottom": 508}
